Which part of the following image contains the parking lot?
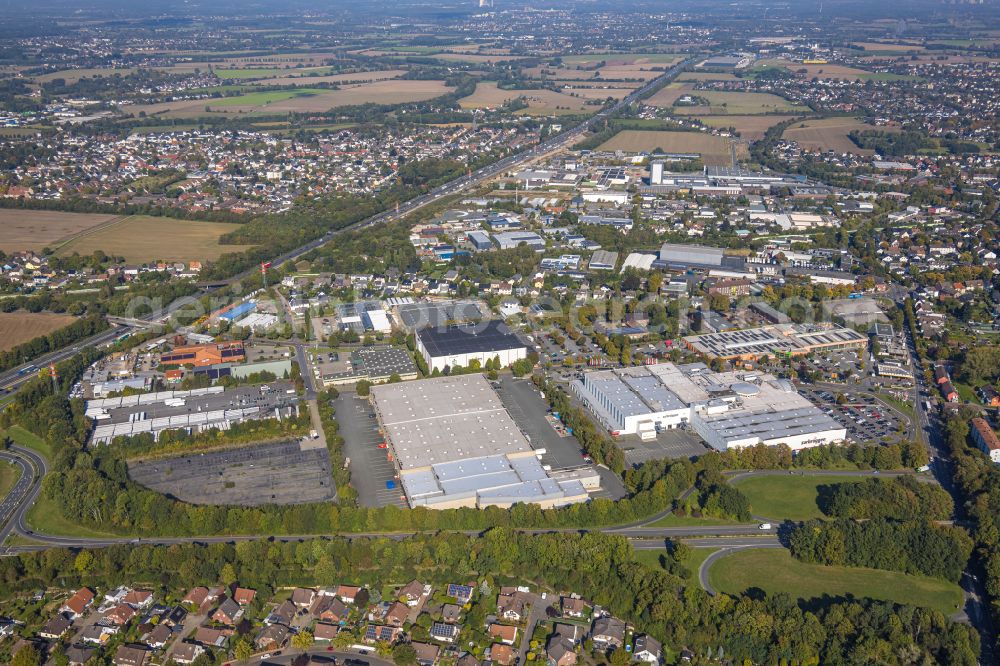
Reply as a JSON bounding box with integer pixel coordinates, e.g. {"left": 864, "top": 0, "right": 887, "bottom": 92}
{"left": 127, "top": 439, "right": 337, "bottom": 506}
{"left": 620, "top": 428, "right": 709, "bottom": 467}
{"left": 802, "top": 350, "right": 864, "bottom": 382}
{"left": 497, "top": 376, "right": 627, "bottom": 499}
{"left": 798, "top": 386, "right": 904, "bottom": 444}
{"left": 333, "top": 393, "right": 407, "bottom": 509}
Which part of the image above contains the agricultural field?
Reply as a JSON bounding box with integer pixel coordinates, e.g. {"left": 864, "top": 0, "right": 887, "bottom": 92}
{"left": 0, "top": 312, "right": 77, "bottom": 352}
{"left": 708, "top": 549, "right": 964, "bottom": 616}
{"left": 597, "top": 130, "right": 743, "bottom": 165}
{"left": 675, "top": 71, "right": 738, "bottom": 82}
{"left": 851, "top": 41, "right": 926, "bottom": 53}
{"left": 561, "top": 53, "right": 683, "bottom": 66}
{"left": 697, "top": 115, "right": 797, "bottom": 140}
{"left": 759, "top": 60, "right": 919, "bottom": 81}
{"left": 57, "top": 216, "right": 255, "bottom": 263}
{"left": 248, "top": 69, "right": 405, "bottom": 86}
{"left": 32, "top": 67, "right": 136, "bottom": 84}
{"left": 671, "top": 90, "right": 810, "bottom": 115}
{"left": 130, "top": 80, "right": 453, "bottom": 118}
{"left": 0, "top": 209, "right": 123, "bottom": 253}
{"left": 730, "top": 474, "right": 869, "bottom": 521}
{"left": 783, "top": 117, "right": 899, "bottom": 154}
{"left": 644, "top": 82, "right": 693, "bottom": 107}
{"left": 559, "top": 85, "right": 634, "bottom": 100}
{"left": 460, "top": 82, "right": 591, "bottom": 114}
{"left": 207, "top": 88, "right": 330, "bottom": 109}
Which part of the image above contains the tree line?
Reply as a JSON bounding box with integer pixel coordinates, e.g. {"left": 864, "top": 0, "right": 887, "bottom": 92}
{"left": 788, "top": 518, "right": 972, "bottom": 583}
{"left": 819, "top": 476, "right": 954, "bottom": 521}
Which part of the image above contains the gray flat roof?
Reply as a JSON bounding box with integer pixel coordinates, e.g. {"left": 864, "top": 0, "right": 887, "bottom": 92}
{"left": 371, "top": 374, "right": 532, "bottom": 470}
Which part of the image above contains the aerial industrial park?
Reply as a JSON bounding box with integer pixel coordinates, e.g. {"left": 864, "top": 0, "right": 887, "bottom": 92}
{"left": 0, "top": 0, "right": 998, "bottom": 665}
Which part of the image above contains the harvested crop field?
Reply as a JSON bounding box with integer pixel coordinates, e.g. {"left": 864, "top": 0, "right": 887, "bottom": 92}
{"left": 0, "top": 210, "right": 122, "bottom": 253}
{"left": 460, "top": 82, "right": 590, "bottom": 114}
{"left": 598, "top": 130, "right": 743, "bottom": 165}
{"left": 561, "top": 53, "right": 682, "bottom": 66}
{"left": 644, "top": 82, "right": 693, "bottom": 107}
{"left": 33, "top": 67, "right": 136, "bottom": 84}
{"left": 131, "top": 80, "right": 453, "bottom": 118}
{"left": 697, "top": 115, "right": 797, "bottom": 140}
{"left": 676, "top": 72, "right": 738, "bottom": 82}
{"left": 560, "top": 86, "right": 633, "bottom": 99}
{"left": 0, "top": 312, "right": 77, "bottom": 352}
{"left": 782, "top": 117, "right": 899, "bottom": 154}
{"left": 672, "top": 90, "right": 809, "bottom": 115}
{"left": 249, "top": 69, "right": 405, "bottom": 86}
{"left": 57, "top": 215, "right": 255, "bottom": 263}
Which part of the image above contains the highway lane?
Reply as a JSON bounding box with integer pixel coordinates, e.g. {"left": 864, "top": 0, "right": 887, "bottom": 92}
{"left": 0, "top": 452, "right": 33, "bottom": 546}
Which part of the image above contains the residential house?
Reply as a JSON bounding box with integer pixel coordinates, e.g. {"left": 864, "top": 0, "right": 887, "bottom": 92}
{"left": 122, "top": 590, "right": 154, "bottom": 609}
{"left": 490, "top": 644, "right": 515, "bottom": 666}
{"left": 489, "top": 623, "right": 518, "bottom": 645}
{"left": 633, "top": 634, "right": 662, "bottom": 663}
{"left": 399, "top": 580, "right": 427, "bottom": 606}
{"left": 66, "top": 646, "right": 97, "bottom": 666}
{"left": 431, "top": 622, "right": 460, "bottom": 643}
{"left": 365, "top": 625, "right": 403, "bottom": 643}
{"left": 182, "top": 587, "right": 210, "bottom": 608}
{"left": 546, "top": 625, "right": 580, "bottom": 666}
{"left": 591, "top": 617, "right": 626, "bottom": 650}
{"left": 457, "top": 654, "right": 481, "bottom": 666}
{"left": 211, "top": 597, "right": 243, "bottom": 626}
{"left": 385, "top": 601, "right": 409, "bottom": 628}
{"left": 291, "top": 587, "right": 317, "bottom": 608}
{"left": 171, "top": 643, "right": 205, "bottom": 665}
{"left": 337, "top": 585, "right": 362, "bottom": 604}
{"left": 311, "top": 595, "right": 349, "bottom": 623}
{"left": 193, "top": 627, "right": 228, "bottom": 648}
{"left": 411, "top": 642, "right": 440, "bottom": 666}
{"left": 256, "top": 623, "right": 289, "bottom": 651}
{"left": 315, "top": 622, "right": 340, "bottom": 642}
{"left": 61, "top": 588, "right": 95, "bottom": 619}
{"left": 80, "top": 625, "right": 119, "bottom": 645}
{"left": 561, "top": 597, "right": 587, "bottom": 618}
{"left": 39, "top": 615, "right": 72, "bottom": 639}
{"left": 233, "top": 587, "right": 257, "bottom": 606}
{"left": 143, "top": 624, "right": 173, "bottom": 650}
{"left": 496, "top": 589, "right": 531, "bottom": 622}
{"left": 104, "top": 603, "right": 137, "bottom": 626}
{"left": 447, "top": 584, "right": 474, "bottom": 603}
{"left": 113, "top": 645, "right": 148, "bottom": 666}
{"left": 442, "top": 603, "right": 462, "bottom": 624}
{"left": 266, "top": 600, "right": 297, "bottom": 626}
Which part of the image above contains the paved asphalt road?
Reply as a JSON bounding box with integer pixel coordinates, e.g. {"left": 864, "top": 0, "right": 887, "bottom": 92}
{"left": 0, "top": 452, "right": 33, "bottom": 545}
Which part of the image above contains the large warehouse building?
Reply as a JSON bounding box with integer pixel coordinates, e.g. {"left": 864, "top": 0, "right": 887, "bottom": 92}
{"left": 682, "top": 323, "right": 867, "bottom": 361}
{"left": 573, "top": 363, "right": 846, "bottom": 451}
{"left": 370, "top": 375, "right": 594, "bottom": 509}
{"left": 416, "top": 320, "right": 528, "bottom": 372}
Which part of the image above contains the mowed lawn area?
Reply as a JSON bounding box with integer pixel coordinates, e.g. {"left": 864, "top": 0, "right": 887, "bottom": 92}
{"left": 708, "top": 549, "right": 964, "bottom": 616}
{"left": 57, "top": 215, "right": 255, "bottom": 263}
{"left": 731, "top": 474, "right": 869, "bottom": 521}
{"left": 0, "top": 312, "right": 77, "bottom": 352}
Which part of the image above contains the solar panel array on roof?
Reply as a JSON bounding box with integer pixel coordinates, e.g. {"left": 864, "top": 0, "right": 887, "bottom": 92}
{"left": 396, "top": 301, "right": 483, "bottom": 330}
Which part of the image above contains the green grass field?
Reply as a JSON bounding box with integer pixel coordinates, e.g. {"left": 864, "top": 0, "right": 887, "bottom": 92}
{"left": 1, "top": 425, "right": 52, "bottom": 460}
{"left": 0, "top": 460, "right": 21, "bottom": 500}
{"left": 731, "top": 474, "right": 869, "bottom": 521}
{"left": 708, "top": 549, "right": 964, "bottom": 615}
{"left": 633, "top": 547, "right": 718, "bottom": 584}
